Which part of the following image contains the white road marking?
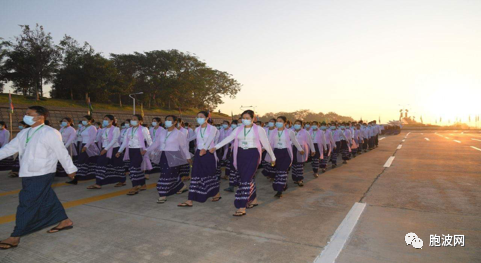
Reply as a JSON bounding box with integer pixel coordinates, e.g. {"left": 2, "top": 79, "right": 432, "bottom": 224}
{"left": 471, "top": 146, "right": 481, "bottom": 152}
{"left": 383, "top": 156, "right": 395, "bottom": 167}
{"left": 445, "top": 137, "right": 450, "bottom": 139}
{"left": 472, "top": 138, "right": 481, "bottom": 142}
{"left": 454, "top": 140, "right": 461, "bottom": 143}
{"left": 402, "top": 139, "right": 405, "bottom": 142}
{"left": 314, "top": 202, "right": 366, "bottom": 263}
{"left": 379, "top": 137, "right": 386, "bottom": 141}
{"left": 425, "top": 138, "right": 430, "bottom": 141}
{"left": 397, "top": 145, "right": 402, "bottom": 149}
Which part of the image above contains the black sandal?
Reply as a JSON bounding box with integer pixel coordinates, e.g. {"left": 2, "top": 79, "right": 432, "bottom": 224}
{"left": 0, "top": 242, "right": 18, "bottom": 249}
{"left": 177, "top": 202, "right": 193, "bottom": 207}
{"left": 233, "top": 211, "right": 246, "bottom": 217}
{"left": 47, "top": 225, "right": 73, "bottom": 233}
{"left": 177, "top": 188, "right": 188, "bottom": 194}
{"left": 127, "top": 189, "right": 139, "bottom": 195}
{"left": 211, "top": 196, "right": 222, "bottom": 202}
{"left": 247, "top": 204, "right": 258, "bottom": 209}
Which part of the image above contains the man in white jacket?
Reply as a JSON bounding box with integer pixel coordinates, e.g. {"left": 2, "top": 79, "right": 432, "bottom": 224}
{"left": 0, "top": 106, "right": 77, "bottom": 250}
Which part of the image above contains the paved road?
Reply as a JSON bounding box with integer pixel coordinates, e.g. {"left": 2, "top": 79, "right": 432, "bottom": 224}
{"left": 0, "top": 130, "right": 479, "bottom": 263}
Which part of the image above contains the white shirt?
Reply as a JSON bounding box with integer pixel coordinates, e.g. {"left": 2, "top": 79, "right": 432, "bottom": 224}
{"left": 195, "top": 125, "right": 217, "bottom": 150}
{"left": 81, "top": 126, "right": 97, "bottom": 144}
{"left": 101, "top": 126, "right": 121, "bottom": 150}
{"left": 119, "top": 128, "right": 128, "bottom": 144}
{"left": 60, "top": 126, "right": 77, "bottom": 148}
{"left": 119, "top": 126, "right": 153, "bottom": 152}
{"left": 76, "top": 126, "right": 84, "bottom": 142}
{"left": 146, "top": 128, "right": 191, "bottom": 159}
{"left": 275, "top": 129, "right": 303, "bottom": 151}
{"left": 0, "top": 125, "right": 77, "bottom": 177}
{"left": 187, "top": 127, "right": 196, "bottom": 142}
{"left": 149, "top": 126, "right": 164, "bottom": 142}
{"left": 294, "top": 129, "right": 316, "bottom": 152}
{"left": 215, "top": 125, "right": 276, "bottom": 162}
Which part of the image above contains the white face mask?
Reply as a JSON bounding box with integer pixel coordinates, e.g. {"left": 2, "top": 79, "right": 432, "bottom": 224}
{"left": 242, "top": 119, "right": 252, "bottom": 126}
{"left": 130, "top": 120, "right": 138, "bottom": 126}
{"left": 152, "top": 122, "right": 158, "bottom": 127}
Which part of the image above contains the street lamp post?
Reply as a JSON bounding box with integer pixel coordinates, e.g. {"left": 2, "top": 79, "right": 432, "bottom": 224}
{"left": 129, "top": 92, "right": 144, "bottom": 115}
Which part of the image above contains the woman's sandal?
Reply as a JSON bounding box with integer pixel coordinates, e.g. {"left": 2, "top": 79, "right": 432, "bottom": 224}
{"left": 176, "top": 188, "right": 188, "bottom": 194}
{"left": 127, "top": 189, "right": 139, "bottom": 195}
{"left": 157, "top": 198, "right": 167, "bottom": 204}
{"left": 0, "top": 242, "right": 18, "bottom": 249}
{"left": 177, "top": 202, "right": 193, "bottom": 207}
{"left": 47, "top": 225, "right": 73, "bottom": 233}
{"left": 139, "top": 185, "right": 147, "bottom": 191}
{"left": 87, "top": 185, "right": 101, "bottom": 189}
{"left": 211, "top": 196, "right": 222, "bottom": 202}
{"left": 247, "top": 204, "right": 258, "bottom": 209}
{"left": 233, "top": 211, "right": 246, "bottom": 217}
{"left": 114, "top": 182, "right": 126, "bottom": 187}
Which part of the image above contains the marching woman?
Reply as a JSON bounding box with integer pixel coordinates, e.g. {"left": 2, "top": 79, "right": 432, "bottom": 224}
{"left": 178, "top": 111, "right": 221, "bottom": 207}
{"left": 186, "top": 122, "right": 196, "bottom": 155}
{"left": 265, "top": 116, "right": 303, "bottom": 198}
{"left": 216, "top": 120, "right": 232, "bottom": 180}
{"left": 261, "top": 118, "right": 277, "bottom": 180}
{"left": 292, "top": 120, "right": 316, "bottom": 186}
{"left": 116, "top": 114, "right": 153, "bottom": 195}
{"left": 339, "top": 123, "right": 351, "bottom": 164}
{"left": 147, "top": 117, "right": 164, "bottom": 177}
{"left": 309, "top": 121, "right": 323, "bottom": 177}
{"left": 95, "top": 122, "right": 103, "bottom": 151}
{"left": 145, "top": 115, "right": 192, "bottom": 203}
{"left": 0, "top": 121, "right": 12, "bottom": 171}
{"left": 210, "top": 110, "right": 276, "bottom": 216}
{"left": 56, "top": 117, "right": 77, "bottom": 177}
{"left": 74, "top": 121, "right": 84, "bottom": 162}
{"left": 355, "top": 123, "right": 363, "bottom": 156}
{"left": 67, "top": 116, "right": 99, "bottom": 184}
{"left": 329, "top": 122, "right": 340, "bottom": 168}
{"left": 177, "top": 118, "right": 192, "bottom": 180}
{"left": 224, "top": 120, "right": 240, "bottom": 192}
{"left": 119, "top": 119, "right": 131, "bottom": 174}
{"left": 9, "top": 121, "right": 30, "bottom": 178}
{"left": 88, "top": 115, "right": 126, "bottom": 189}
{"left": 319, "top": 122, "right": 333, "bottom": 173}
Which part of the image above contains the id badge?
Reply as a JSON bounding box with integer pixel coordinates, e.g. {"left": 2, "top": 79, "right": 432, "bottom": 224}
{"left": 241, "top": 140, "right": 248, "bottom": 149}
{"left": 277, "top": 142, "right": 283, "bottom": 147}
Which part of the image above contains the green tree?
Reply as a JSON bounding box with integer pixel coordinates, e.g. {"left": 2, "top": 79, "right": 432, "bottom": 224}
{"left": 3, "top": 24, "right": 60, "bottom": 99}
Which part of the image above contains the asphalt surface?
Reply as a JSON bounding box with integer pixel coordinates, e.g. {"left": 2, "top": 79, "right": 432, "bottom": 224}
{"left": 0, "top": 130, "right": 479, "bottom": 263}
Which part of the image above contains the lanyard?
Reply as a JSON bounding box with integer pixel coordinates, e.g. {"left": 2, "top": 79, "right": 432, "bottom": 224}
{"left": 153, "top": 128, "right": 158, "bottom": 138}
{"left": 104, "top": 127, "right": 110, "bottom": 138}
{"left": 244, "top": 126, "right": 252, "bottom": 139}
{"left": 200, "top": 127, "right": 207, "bottom": 139}
{"left": 277, "top": 130, "right": 284, "bottom": 140}
{"left": 131, "top": 127, "right": 138, "bottom": 139}
{"left": 312, "top": 130, "right": 317, "bottom": 139}
{"left": 164, "top": 131, "right": 173, "bottom": 144}
{"left": 26, "top": 125, "right": 45, "bottom": 145}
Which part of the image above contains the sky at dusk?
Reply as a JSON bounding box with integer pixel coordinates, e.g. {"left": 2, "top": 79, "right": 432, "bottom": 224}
{"left": 2, "top": 0, "right": 481, "bottom": 125}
